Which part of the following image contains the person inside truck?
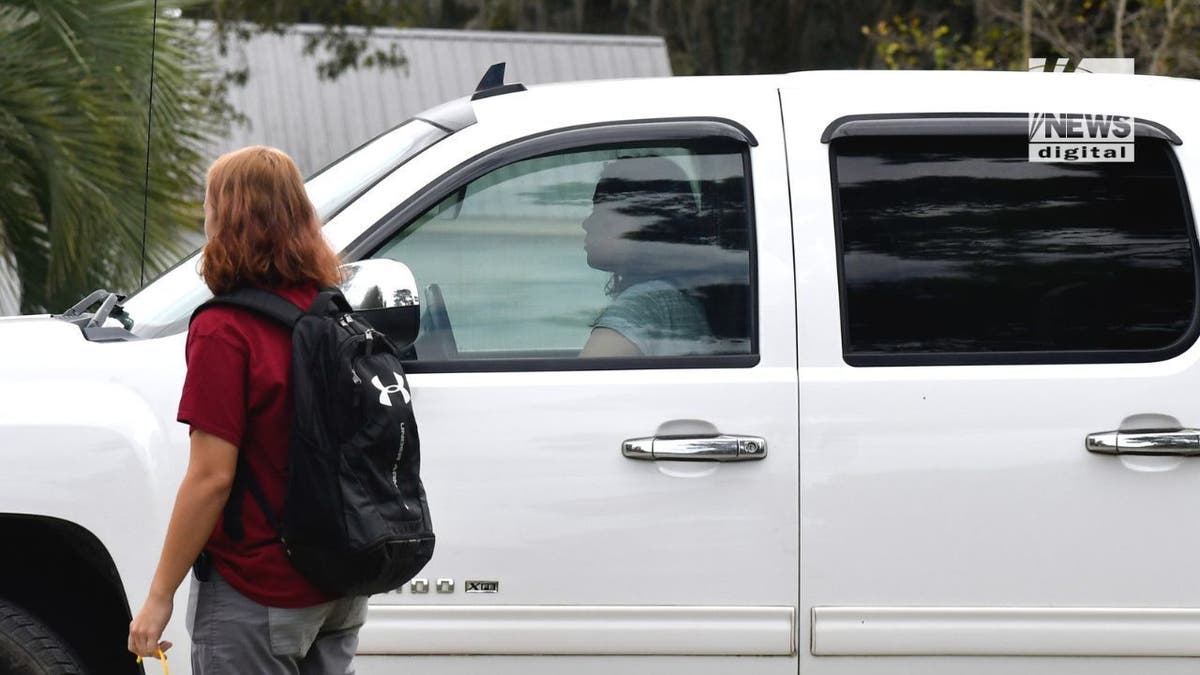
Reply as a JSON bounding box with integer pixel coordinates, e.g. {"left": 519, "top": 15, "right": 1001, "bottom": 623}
{"left": 580, "top": 155, "right": 717, "bottom": 357}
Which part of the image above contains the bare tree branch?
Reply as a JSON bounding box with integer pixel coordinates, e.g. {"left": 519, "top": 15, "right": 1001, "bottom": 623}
{"left": 1150, "top": 0, "right": 1194, "bottom": 74}
{"left": 1022, "top": 0, "right": 1031, "bottom": 62}
{"left": 1114, "top": 0, "right": 1126, "bottom": 58}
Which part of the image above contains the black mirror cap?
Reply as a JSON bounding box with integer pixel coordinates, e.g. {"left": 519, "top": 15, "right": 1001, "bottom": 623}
{"left": 358, "top": 305, "right": 420, "bottom": 350}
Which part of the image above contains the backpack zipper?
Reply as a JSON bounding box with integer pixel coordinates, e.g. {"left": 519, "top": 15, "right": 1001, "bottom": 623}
{"left": 391, "top": 422, "right": 407, "bottom": 489}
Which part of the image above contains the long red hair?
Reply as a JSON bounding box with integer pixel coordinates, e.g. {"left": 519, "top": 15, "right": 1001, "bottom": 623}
{"left": 201, "top": 145, "right": 342, "bottom": 294}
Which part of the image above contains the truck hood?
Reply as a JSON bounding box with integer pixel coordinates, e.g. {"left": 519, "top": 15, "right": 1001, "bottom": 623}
{"left": 0, "top": 312, "right": 185, "bottom": 388}
{"left": 0, "top": 315, "right": 87, "bottom": 365}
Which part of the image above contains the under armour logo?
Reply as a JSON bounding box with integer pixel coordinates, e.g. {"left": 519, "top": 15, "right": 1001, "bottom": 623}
{"left": 370, "top": 372, "right": 411, "bottom": 407}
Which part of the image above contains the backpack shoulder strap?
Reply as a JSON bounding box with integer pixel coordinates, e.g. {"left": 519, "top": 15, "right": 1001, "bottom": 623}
{"left": 224, "top": 453, "right": 282, "bottom": 542}
{"left": 191, "top": 287, "right": 305, "bottom": 329}
{"left": 192, "top": 289, "right": 301, "bottom": 542}
{"left": 307, "top": 287, "right": 353, "bottom": 317}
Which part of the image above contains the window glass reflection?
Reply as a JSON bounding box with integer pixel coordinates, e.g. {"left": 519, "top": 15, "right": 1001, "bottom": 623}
{"left": 375, "top": 142, "right": 752, "bottom": 360}
{"left": 834, "top": 136, "right": 1195, "bottom": 358}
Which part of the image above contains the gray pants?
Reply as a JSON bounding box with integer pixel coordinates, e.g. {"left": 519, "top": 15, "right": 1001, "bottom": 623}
{"left": 186, "top": 569, "right": 368, "bottom": 675}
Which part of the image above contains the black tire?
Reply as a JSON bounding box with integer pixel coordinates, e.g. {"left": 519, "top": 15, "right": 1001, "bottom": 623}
{"left": 0, "top": 598, "right": 87, "bottom": 675}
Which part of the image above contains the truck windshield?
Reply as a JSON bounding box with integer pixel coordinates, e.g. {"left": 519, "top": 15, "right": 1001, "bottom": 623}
{"left": 116, "top": 118, "right": 449, "bottom": 339}
{"left": 306, "top": 119, "right": 447, "bottom": 221}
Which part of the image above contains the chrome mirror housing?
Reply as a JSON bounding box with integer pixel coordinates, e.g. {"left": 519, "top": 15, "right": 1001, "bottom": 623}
{"left": 338, "top": 259, "right": 420, "bottom": 348}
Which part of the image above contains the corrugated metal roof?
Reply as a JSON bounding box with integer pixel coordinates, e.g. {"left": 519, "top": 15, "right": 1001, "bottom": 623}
{"left": 212, "top": 25, "right": 672, "bottom": 175}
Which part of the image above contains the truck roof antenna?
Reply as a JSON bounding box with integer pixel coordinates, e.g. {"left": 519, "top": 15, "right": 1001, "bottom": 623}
{"left": 472, "top": 62, "right": 527, "bottom": 101}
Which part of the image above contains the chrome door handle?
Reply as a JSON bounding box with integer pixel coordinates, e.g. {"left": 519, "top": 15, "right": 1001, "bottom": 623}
{"left": 1086, "top": 429, "right": 1200, "bottom": 456}
{"left": 622, "top": 435, "right": 767, "bottom": 462}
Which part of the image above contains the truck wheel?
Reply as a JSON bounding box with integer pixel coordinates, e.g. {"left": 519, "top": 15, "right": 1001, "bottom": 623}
{"left": 0, "top": 599, "right": 86, "bottom": 674}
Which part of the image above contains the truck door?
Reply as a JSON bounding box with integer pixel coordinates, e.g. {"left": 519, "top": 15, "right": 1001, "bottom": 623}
{"left": 785, "top": 85, "right": 1200, "bottom": 674}
{"left": 348, "top": 111, "right": 799, "bottom": 674}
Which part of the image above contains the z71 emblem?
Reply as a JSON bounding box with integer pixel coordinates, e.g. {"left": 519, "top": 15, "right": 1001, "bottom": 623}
{"left": 465, "top": 580, "right": 499, "bottom": 593}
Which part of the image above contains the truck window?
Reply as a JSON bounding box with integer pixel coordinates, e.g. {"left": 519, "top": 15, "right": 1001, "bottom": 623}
{"left": 372, "top": 140, "right": 753, "bottom": 364}
{"left": 831, "top": 135, "right": 1197, "bottom": 366}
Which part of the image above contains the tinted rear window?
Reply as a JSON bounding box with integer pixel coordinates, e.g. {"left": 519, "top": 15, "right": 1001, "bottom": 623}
{"left": 832, "top": 135, "right": 1197, "bottom": 365}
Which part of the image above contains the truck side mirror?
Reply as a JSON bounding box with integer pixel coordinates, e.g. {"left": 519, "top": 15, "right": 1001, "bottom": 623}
{"left": 338, "top": 259, "right": 420, "bottom": 348}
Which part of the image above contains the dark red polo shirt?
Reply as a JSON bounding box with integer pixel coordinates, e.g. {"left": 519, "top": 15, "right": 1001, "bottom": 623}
{"left": 177, "top": 284, "right": 331, "bottom": 608}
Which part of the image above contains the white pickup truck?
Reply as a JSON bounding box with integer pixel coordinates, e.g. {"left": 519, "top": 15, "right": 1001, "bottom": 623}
{"left": 2, "top": 68, "right": 1200, "bottom": 675}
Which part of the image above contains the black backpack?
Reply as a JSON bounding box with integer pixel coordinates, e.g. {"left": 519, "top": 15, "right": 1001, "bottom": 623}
{"left": 190, "top": 287, "right": 435, "bottom": 597}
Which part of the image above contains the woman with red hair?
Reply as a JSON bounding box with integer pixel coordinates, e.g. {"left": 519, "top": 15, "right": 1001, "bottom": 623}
{"left": 128, "top": 146, "right": 366, "bottom": 673}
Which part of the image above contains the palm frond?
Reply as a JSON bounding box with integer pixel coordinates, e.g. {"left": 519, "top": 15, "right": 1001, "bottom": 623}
{"left": 0, "top": 0, "right": 226, "bottom": 313}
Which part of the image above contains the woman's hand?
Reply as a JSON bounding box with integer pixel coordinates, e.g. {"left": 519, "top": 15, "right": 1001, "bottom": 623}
{"left": 127, "top": 430, "right": 236, "bottom": 660}
{"left": 128, "top": 593, "right": 175, "bottom": 659}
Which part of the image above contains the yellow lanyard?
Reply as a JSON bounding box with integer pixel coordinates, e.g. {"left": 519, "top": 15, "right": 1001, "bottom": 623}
{"left": 135, "top": 648, "right": 170, "bottom": 675}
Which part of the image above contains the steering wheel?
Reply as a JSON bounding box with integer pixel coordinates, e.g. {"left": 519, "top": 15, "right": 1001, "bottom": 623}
{"left": 413, "top": 283, "right": 458, "bottom": 360}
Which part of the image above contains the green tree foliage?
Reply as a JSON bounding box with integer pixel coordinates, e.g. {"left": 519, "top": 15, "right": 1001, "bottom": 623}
{"left": 186, "top": 0, "right": 908, "bottom": 78}
{"left": 184, "top": 1, "right": 421, "bottom": 82}
{"left": 189, "top": 0, "right": 1200, "bottom": 83}
{"left": 863, "top": 13, "right": 1025, "bottom": 70}
{"left": 989, "top": 0, "right": 1200, "bottom": 75}
{"left": 429, "top": 0, "right": 889, "bottom": 75}
{"left": 0, "top": 0, "right": 226, "bottom": 313}
{"left": 864, "top": 0, "right": 1199, "bottom": 76}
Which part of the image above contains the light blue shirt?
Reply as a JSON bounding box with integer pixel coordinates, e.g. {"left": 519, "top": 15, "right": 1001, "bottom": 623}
{"left": 593, "top": 280, "right": 712, "bottom": 356}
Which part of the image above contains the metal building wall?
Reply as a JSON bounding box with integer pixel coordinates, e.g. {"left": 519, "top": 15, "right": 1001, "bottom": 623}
{"left": 0, "top": 254, "right": 17, "bottom": 315}
{"left": 214, "top": 26, "right": 673, "bottom": 175}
